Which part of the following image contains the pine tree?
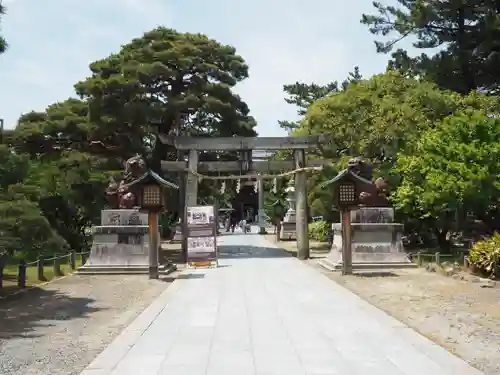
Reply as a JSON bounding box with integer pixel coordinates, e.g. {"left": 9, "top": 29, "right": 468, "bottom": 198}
{"left": 362, "top": 0, "right": 500, "bottom": 93}
{"left": 0, "top": 2, "right": 7, "bottom": 54}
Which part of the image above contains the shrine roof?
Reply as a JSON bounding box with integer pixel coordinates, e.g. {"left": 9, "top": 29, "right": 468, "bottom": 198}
{"left": 121, "top": 170, "right": 179, "bottom": 190}
{"left": 320, "top": 168, "right": 373, "bottom": 188}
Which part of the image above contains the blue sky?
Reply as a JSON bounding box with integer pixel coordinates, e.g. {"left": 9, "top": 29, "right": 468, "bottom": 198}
{"left": 0, "top": 0, "right": 412, "bottom": 136}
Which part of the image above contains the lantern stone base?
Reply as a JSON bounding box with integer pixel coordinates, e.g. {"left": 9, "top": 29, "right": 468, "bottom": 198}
{"left": 257, "top": 209, "right": 268, "bottom": 234}
{"left": 319, "top": 209, "right": 415, "bottom": 270}
{"left": 279, "top": 221, "right": 296, "bottom": 240}
{"left": 170, "top": 222, "right": 183, "bottom": 243}
{"left": 77, "top": 209, "right": 175, "bottom": 275}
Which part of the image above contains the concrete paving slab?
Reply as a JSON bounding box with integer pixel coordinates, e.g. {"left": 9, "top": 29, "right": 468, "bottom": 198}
{"left": 80, "top": 229, "right": 484, "bottom": 375}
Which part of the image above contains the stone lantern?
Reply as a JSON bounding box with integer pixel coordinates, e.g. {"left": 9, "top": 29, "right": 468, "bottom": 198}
{"left": 319, "top": 157, "right": 413, "bottom": 275}
{"left": 78, "top": 154, "right": 178, "bottom": 279}
{"left": 122, "top": 171, "right": 179, "bottom": 278}
{"left": 280, "top": 177, "right": 297, "bottom": 240}
{"left": 283, "top": 177, "right": 296, "bottom": 222}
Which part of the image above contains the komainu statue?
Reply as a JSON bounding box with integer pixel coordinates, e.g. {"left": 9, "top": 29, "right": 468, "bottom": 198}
{"left": 105, "top": 154, "right": 147, "bottom": 209}
{"left": 347, "top": 157, "right": 390, "bottom": 207}
{"left": 105, "top": 177, "right": 120, "bottom": 209}
{"left": 122, "top": 154, "right": 147, "bottom": 183}
{"left": 347, "top": 156, "right": 373, "bottom": 181}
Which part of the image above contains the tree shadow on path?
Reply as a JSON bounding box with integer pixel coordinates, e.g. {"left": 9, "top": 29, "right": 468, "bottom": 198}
{"left": 0, "top": 286, "right": 103, "bottom": 340}
{"left": 218, "top": 245, "right": 294, "bottom": 259}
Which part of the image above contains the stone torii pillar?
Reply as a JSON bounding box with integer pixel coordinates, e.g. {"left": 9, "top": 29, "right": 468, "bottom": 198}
{"left": 181, "top": 149, "right": 198, "bottom": 262}
{"left": 257, "top": 175, "right": 266, "bottom": 234}
{"left": 185, "top": 149, "right": 199, "bottom": 207}
{"left": 294, "top": 148, "right": 309, "bottom": 260}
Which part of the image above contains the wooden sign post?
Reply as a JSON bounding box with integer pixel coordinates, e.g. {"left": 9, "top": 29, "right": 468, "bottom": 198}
{"left": 186, "top": 205, "right": 218, "bottom": 268}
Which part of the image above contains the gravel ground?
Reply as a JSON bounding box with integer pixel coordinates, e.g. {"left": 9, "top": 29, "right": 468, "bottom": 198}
{"left": 0, "top": 274, "right": 172, "bottom": 375}
{"left": 310, "top": 263, "right": 500, "bottom": 375}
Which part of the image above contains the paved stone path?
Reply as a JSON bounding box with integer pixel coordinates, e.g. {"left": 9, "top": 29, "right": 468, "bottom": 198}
{"left": 80, "top": 230, "right": 484, "bottom": 375}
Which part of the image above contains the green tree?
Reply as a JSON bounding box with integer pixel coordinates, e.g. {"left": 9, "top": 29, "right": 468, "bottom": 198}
{"left": 307, "top": 165, "right": 340, "bottom": 222}
{"left": 75, "top": 27, "right": 257, "bottom": 168}
{"left": 10, "top": 97, "right": 117, "bottom": 254}
{"left": 0, "top": 145, "right": 29, "bottom": 190}
{"left": 279, "top": 82, "right": 338, "bottom": 132}
{"left": 0, "top": 2, "right": 7, "bottom": 54}
{"left": 296, "top": 71, "right": 500, "bottom": 240}
{"left": 279, "top": 67, "right": 363, "bottom": 132}
{"left": 263, "top": 178, "right": 286, "bottom": 220}
{"left": 0, "top": 197, "right": 67, "bottom": 259}
{"left": 13, "top": 99, "right": 96, "bottom": 159}
{"left": 393, "top": 109, "right": 500, "bottom": 248}
{"left": 19, "top": 152, "right": 110, "bottom": 252}
{"left": 361, "top": 1, "right": 500, "bottom": 93}
{"left": 275, "top": 68, "right": 364, "bottom": 217}
{"left": 0, "top": 146, "right": 68, "bottom": 259}
{"left": 300, "top": 71, "right": 499, "bottom": 172}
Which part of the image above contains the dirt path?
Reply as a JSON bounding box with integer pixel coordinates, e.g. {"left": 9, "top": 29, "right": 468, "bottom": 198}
{"left": 268, "top": 236, "right": 500, "bottom": 375}
{"left": 0, "top": 274, "right": 172, "bottom": 375}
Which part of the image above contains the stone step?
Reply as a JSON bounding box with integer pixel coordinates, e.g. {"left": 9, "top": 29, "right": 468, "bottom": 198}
{"left": 318, "top": 258, "right": 416, "bottom": 271}
{"left": 76, "top": 263, "right": 177, "bottom": 275}
{"left": 76, "top": 270, "right": 152, "bottom": 275}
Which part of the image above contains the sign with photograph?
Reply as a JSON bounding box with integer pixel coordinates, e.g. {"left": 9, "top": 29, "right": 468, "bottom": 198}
{"left": 187, "top": 205, "right": 215, "bottom": 225}
{"left": 186, "top": 205, "right": 218, "bottom": 268}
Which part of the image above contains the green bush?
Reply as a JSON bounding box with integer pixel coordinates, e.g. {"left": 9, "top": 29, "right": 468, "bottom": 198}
{"left": 468, "top": 233, "right": 500, "bottom": 278}
{"left": 308, "top": 220, "right": 330, "bottom": 242}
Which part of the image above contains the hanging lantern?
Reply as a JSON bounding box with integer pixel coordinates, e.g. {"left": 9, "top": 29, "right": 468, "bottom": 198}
{"left": 236, "top": 179, "right": 240, "bottom": 193}
{"left": 220, "top": 181, "right": 226, "bottom": 194}
{"left": 272, "top": 178, "right": 277, "bottom": 193}
{"left": 254, "top": 179, "right": 258, "bottom": 193}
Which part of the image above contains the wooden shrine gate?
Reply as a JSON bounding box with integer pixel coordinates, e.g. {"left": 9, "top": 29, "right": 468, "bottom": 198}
{"left": 158, "top": 134, "right": 332, "bottom": 260}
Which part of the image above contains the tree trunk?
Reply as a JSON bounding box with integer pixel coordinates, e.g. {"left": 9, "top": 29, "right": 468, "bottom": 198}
{"left": 456, "top": 4, "right": 475, "bottom": 93}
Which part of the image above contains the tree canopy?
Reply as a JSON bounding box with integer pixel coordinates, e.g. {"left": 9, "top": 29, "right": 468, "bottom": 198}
{"left": 302, "top": 71, "right": 498, "bottom": 166}
{"left": 278, "top": 68, "right": 500, "bottom": 248}
{"left": 278, "top": 66, "right": 363, "bottom": 132}
{"left": 74, "top": 27, "right": 256, "bottom": 167}
{"left": 1, "top": 26, "right": 257, "bottom": 261}
{"left": 361, "top": 0, "right": 500, "bottom": 93}
{"left": 393, "top": 109, "right": 500, "bottom": 244}
{"left": 0, "top": 3, "right": 7, "bottom": 54}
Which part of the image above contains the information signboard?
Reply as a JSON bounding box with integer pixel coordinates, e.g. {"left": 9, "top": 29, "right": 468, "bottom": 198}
{"left": 186, "top": 205, "right": 218, "bottom": 268}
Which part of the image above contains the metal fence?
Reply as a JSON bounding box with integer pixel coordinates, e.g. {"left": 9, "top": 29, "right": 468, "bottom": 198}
{"left": 410, "top": 251, "right": 469, "bottom": 268}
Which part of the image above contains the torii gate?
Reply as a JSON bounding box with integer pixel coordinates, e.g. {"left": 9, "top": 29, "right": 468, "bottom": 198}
{"left": 158, "top": 134, "right": 332, "bottom": 260}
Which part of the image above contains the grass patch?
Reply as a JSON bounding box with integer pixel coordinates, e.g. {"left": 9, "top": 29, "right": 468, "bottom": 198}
{"left": 1, "top": 256, "right": 85, "bottom": 295}
{"left": 263, "top": 235, "right": 330, "bottom": 258}
{"left": 311, "top": 242, "right": 331, "bottom": 252}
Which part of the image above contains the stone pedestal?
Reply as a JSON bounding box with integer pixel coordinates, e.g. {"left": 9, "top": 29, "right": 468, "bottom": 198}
{"left": 320, "top": 207, "right": 415, "bottom": 270}
{"left": 280, "top": 206, "right": 296, "bottom": 240}
{"left": 257, "top": 209, "right": 267, "bottom": 234}
{"left": 77, "top": 209, "right": 176, "bottom": 275}
{"left": 171, "top": 220, "right": 183, "bottom": 243}
{"left": 279, "top": 222, "right": 296, "bottom": 240}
